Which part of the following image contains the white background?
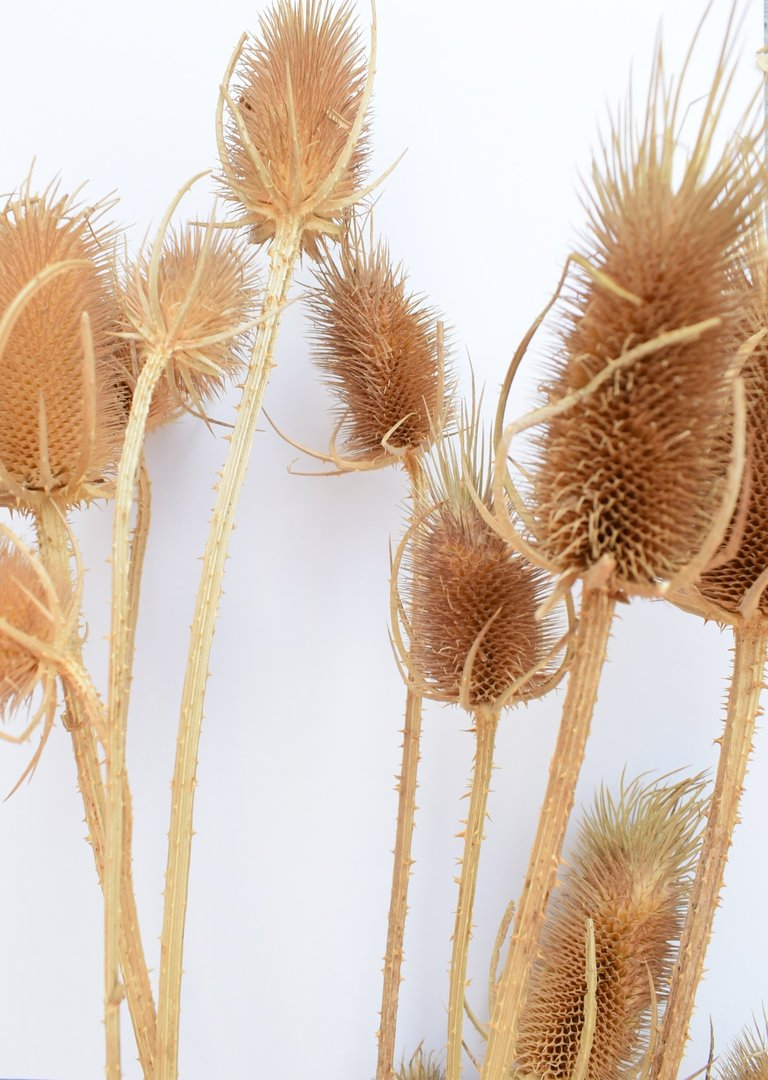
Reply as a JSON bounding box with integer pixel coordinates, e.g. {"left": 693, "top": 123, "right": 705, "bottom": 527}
{"left": 0, "top": 1, "right": 766, "bottom": 1077}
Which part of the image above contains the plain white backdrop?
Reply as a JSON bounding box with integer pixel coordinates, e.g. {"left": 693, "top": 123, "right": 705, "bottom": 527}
{"left": 0, "top": 1, "right": 766, "bottom": 1077}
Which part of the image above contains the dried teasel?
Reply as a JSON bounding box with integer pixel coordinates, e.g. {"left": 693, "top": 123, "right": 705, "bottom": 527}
{"left": 0, "top": 176, "right": 127, "bottom": 510}
{"left": 304, "top": 213, "right": 450, "bottom": 474}
{"left": 396, "top": 1047, "right": 445, "bottom": 1080}
{"left": 513, "top": 773, "right": 706, "bottom": 1080}
{"left": 718, "top": 1017, "right": 768, "bottom": 1080}
{"left": 217, "top": 0, "right": 374, "bottom": 254}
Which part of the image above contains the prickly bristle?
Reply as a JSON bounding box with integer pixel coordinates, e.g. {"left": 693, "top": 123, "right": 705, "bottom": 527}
{"left": 221, "top": 0, "right": 369, "bottom": 248}
{"left": 308, "top": 221, "right": 445, "bottom": 464}
{"left": 0, "top": 179, "right": 127, "bottom": 508}
{"left": 120, "top": 224, "right": 258, "bottom": 417}
{"left": 718, "top": 1018, "right": 768, "bottom": 1079}
{"left": 396, "top": 1047, "right": 445, "bottom": 1080}
{"left": 698, "top": 228, "right": 768, "bottom": 621}
{"left": 515, "top": 774, "right": 706, "bottom": 1080}
{"left": 528, "top": 56, "right": 760, "bottom": 590}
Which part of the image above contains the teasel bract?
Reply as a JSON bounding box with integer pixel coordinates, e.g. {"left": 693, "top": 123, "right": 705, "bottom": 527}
{"left": 717, "top": 1018, "right": 768, "bottom": 1080}
{"left": 392, "top": 400, "right": 568, "bottom": 1080}
{"left": 511, "top": 773, "right": 706, "bottom": 1080}
{"left": 479, "top": 25, "right": 762, "bottom": 1080}
{"left": 157, "top": 4, "right": 378, "bottom": 1075}
{"left": 396, "top": 1047, "right": 445, "bottom": 1080}
{"left": 652, "top": 221, "right": 768, "bottom": 1080}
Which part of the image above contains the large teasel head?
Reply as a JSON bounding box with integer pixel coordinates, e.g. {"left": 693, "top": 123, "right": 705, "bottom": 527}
{"left": 717, "top": 1017, "right": 768, "bottom": 1079}
{"left": 513, "top": 773, "right": 706, "bottom": 1080}
{"left": 0, "top": 176, "right": 127, "bottom": 510}
{"left": 217, "top": 0, "right": 374, "bottom": 253}
{"left": 496, "top": 34, "right": 762, "bottom": 599}
{"left": 392, "top": 399, "right": 564, "bottom": 711}
{"left": 306, "top": 212, "right": 450, "bottom": 472}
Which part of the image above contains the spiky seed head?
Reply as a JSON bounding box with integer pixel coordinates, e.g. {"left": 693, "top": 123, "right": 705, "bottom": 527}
{"left": 527, "top": 52, "right": 761, "bottom": 593}
{"left": 219, "top": 0, "right": 370, "bottom": 253}
{"left": 308, "top": 217, "right": 448, "bottom": 466}
{"left": 119, "top": 224, "right": 259, "bottom": 419}
{"left": 696, "top": 227, "right": 768, "bottom": 624}
{"left": 399, "top": 406, "right": 559, "bottom": 709}
{"left": 0, "top": 178, "right": 127, "bottom": 510}
{"left": 396, "top": 1047, "right": 445, "bottom": 1080}
{"left": 515, "top": 773, "right": 706, "bottom": 1080}
{"left": 718, "top": 1018, "right": 768, "bottom": 1080}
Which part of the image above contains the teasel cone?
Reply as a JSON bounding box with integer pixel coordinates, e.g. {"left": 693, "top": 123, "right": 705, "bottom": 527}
{"left": 396, "top": 1047, "right": 445, "bottom": 1080}
{"left": 158, "top": 5, "right": 378, "bottom": 1075}
{"left": 302, "top": 212, "right": 451, "bottom": 1080}
{"left": 511, "top": 773, "right": 706, "bottom": 1080}
{"left": 651, "top": 222, "right": 768, "bottom": 1080}
{"left": 478, "top": 27, "right": 763, "bottom": 1078}
{"left": 717, "top": 1018, "right": 768, "bottom": 1079}
{"left": 392, "top": 399, "right": 568, "bottom": 1080}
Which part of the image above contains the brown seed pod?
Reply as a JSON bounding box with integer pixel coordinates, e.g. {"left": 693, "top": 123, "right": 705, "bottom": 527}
{"left": 718, "top": 1018, "right": 768, "bottom": 1080}
{"left": 218, "top": 0, "right": 371, "bottom": 254}
{"left": 307, "top": 215, "right": 449, "bottom": 470}
{"left": 396, "top": 1047, "right": 445, "bottom": 1080}
{"left": 0, "top": 177, "right": 127, "bottom": 510}
{"left": 514, "top": 774, "right": 706, "bottom": 1080}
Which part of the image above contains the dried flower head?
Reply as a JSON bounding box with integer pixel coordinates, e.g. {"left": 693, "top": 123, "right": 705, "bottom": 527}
{"left": 514, "top": 773, "right": 706, "bottom": 1080}
{"left": 307, "top": 215, "right": 449, "bottom": 470}
{"left": 119, "top": 220, "right": 259, "bottom": 419}
{"left": 396, "top": 1047, "right": 444, "bottom": 1080}
{"left": 393, "top": 402, "right": 561, "bottom": 710}
{"left": 0, "top": 177, "right": 127, "bottom": 509}
{"left": 718, "top": 1017, "right": 768, "bottom": 1080}
{"left": 510, "top": 47, "right": 761, "bottom": 596}
{"left": 218, "top": 0, "right": 372, "bottom": 252}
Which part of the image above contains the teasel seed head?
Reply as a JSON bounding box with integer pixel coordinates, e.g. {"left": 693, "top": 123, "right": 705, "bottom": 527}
{"left": 396, "top": 1047, "right": 444, "bottom": 1080}
{"left": 514, "top": 773, "right": 706, "bottom": 1080}
{"left": 218, "top": 0, "right": 372, "bottom": 254}
{"left": 517, "top": 44, "right": 762, "bottom": 597}
{"left": 307, "top": 213, "right": 450, "bottom": 470}
{"left": 717, "top": 1017, "right": 768, "bottom": 1080}
{"left": 0, "top": 176, "right": 127, "bottom": 510}
{"left": 393, "top": 399, "right": 563, "bottom": 710}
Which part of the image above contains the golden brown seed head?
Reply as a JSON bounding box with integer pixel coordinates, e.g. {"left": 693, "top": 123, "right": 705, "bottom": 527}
{"left": 396, "top": 1048, "right": 444, "bottom": 1080}
{"left": 219, "top": 0, "right": 370, "bottom": 252}
{"left": 515, "top": 774, "right": 706, "bottom": 1080}
{"left": 119, "top": 223, "right": 259, "bottom": 419}
{"left": 0, "top": 179, "right": 127, "bottom": 509}
{"left": 308, "top": 218, "right": 448, "bottom": 465}
{"left": 527, "top": 55, "right": 761, "bottom": 593}
{"left": 718, "top": 1019, "right": 768, "bottom": 1080}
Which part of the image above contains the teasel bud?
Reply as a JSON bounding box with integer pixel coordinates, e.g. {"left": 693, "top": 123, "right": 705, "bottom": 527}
{"left": 0, "top": 177, "right": 127, "bottom": 511}
{"left": 217, "top": 0, "right": 373, "bottom": 255}
{"left": 717, "top": 1018, "right": 768, "bottom": 1080}
{"left": 306, "top": 213, "right": 450, "bottom": 474}
{"left": 513, "top": 773, "right": 706, "bottom": 1080}
{"left": 396, "top": 1047, "right": 445, "bottom": 1080}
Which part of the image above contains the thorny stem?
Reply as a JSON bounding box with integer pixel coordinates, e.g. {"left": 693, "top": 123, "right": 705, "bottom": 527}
{"left": 156, "top": 216, "right": 303, "bottom": 1080}
{"left": 447, "top": 706, "right": 500, "bottom": 1080}
{"left": 481, "top": 586, "right": 614, "bottom": 1080}
{"left": 650, "top": 627, "right": 767, "bottom": 1080}
{"left": 376, "top": 456, "right": 425, "bottom": 1080}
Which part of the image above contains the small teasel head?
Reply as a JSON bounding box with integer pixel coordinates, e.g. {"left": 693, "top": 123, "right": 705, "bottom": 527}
{"left": 396, "top": 1047, "right": 445, "bottom": 1080}
{"left": 514, "top": 772, "right": 707, "bottom": 1080}
{"left": 718, "top": 1016, "right": 768, "bottom": 1079}
{"left": 218, "top": 0, "right": 372, "bottom": 252}
{"left": 307, "top": 212, "right": 451, "bottom": 470}
{"left": 393, "top": 397, "right": 562, "bottom": 710}
{"left": 518, "top": 38, "right": 762, "bottom": 596}
{"left": 0, "top": 176, "right": 127, "bottom": 510}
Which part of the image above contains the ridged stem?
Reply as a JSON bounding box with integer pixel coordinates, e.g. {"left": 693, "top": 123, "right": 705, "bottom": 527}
{"left": 155, "top": 217, "right": 303, "bottom": 1080}
{"left": 481, "top": 586, "right": 614, "bottom": 1080}
{"left": 651, "top": 626, "right": 767, "bottom": 1080}
{"left": 446, "top": 706, "right": 500, "bottom": 1080}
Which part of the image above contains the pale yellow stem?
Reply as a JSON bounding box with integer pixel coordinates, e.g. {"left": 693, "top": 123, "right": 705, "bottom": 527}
{"left": 481, "top": 587, "right": 614, "bottom": 1080}
{"left": 156, "top": 217, "right": 303, "bottom": 1080}
{"left": 650, "top": 627, "right": 767, "bottom": 1080}
{"left": 447, "top": 706, "right": 500, "bottom": 1080}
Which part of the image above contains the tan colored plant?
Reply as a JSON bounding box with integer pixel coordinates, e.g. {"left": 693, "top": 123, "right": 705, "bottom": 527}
{"left": 397, "top": 1046, "right": 445, "bottom": 1080}
{"left": 718, "top": 1019, "right": 768, "bottom": 1080}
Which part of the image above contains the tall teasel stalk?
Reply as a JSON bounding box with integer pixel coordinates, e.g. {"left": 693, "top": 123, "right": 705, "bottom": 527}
{"left": 654, "top": 223, "right": 768, "bottom": 1080}
{"left": 391, "top": 402, "right": 568, "bottom": 1080}
{"left": 512, "top": 773, "right": 706, "bottom": 1080}
{"left": 477, "top": 28, "right": 762, "bottom": 1080}
{"left": 303, "top": 213, "right": 451, "bottom": 1080}
{"left": 155, "top": 4, "right": 378, "bottom": 1075}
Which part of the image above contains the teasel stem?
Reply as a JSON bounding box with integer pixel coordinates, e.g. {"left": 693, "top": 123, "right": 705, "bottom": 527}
{"left": 481, "top": 585, "right": 614, "bottom": 1080}
{"left": 650, "top": 626, "right": 767, "bottom": 1080}
{"left": 376, "top": 454, "right": 426, "bottom": 1080}
{"left": 156, "top": 216, "right": 303, "bottom": 1080}
{"left": 35, "top": 503, "right": 155, "bottom": 1079}
{"left": 446, "top": 704, "right": 500, "bottom": 1080}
